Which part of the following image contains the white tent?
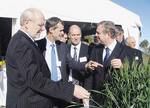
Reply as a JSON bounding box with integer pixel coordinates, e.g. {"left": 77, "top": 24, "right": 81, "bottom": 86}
{"left": 0, "top": 0, "right": 142, "bottom": 47}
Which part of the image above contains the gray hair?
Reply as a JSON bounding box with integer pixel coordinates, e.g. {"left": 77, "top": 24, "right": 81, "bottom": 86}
{"left": 97, "top": 21, "right": 116, "bottom": 38}
{"left": 68, "top": 24, "right": 82, "bottom": 35}
{"left": 115, "top": 25, "right": 124, "bottom": 36}
{"left": 20, "top": 8, "right": 44, "bottom": 26}
{"left": 45, "top": 17, "right": 64, "bottom": 33}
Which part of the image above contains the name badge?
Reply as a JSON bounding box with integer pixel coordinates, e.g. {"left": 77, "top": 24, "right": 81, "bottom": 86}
{"left": 80, "top": 57, "right": 87, "bottom": 62}
{"left": 57, "top": 61, "right": 61, "bottom": 67}
{"left": 135, "top": 56, "right": 139, "bottom": 60}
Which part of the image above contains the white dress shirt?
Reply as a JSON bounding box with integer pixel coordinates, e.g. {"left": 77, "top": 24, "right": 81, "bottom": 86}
{"left": 103, "top": 40, "right": 117, "bottom": 61}
{"left": 68, "top": 42, "right": 81, "bottom": 83}
{"left": 45, "top": 37, "right": 61, "bottom": 81}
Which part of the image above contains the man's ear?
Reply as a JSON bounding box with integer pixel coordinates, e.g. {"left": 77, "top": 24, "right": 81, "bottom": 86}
{"left": 24, "top": 20, "right": 30, "bottom": 29}
{"left": 68, "top": 33, "right": 71, "bottom": 38}
{"left": 49, "top": 27, "right": 53, "bottom": 34}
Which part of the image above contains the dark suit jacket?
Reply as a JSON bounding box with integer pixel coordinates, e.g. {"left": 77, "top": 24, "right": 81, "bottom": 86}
{"left": 68, "top": 42, "right": 89, "bottom": 86}
{"left": 88, "top": 42, "right": 137, "bottom": 90}
{"left": 36, "top": 38, "right": 87, "bottom": 107}
{"left": 125, "top": 46, "right": 143, "bottom": 67}
{"left": 6, "top": 30, "right": 74, "bottom": 108}
{"left": 87, "top": 42, "right": 143, "bottom": 105}
{"left": 36, "top": 38, "right": 86, "bottom": 81}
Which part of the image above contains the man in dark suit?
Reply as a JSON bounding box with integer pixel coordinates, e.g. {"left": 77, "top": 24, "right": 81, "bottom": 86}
{"left": 6, "top": 8, "right": 91, "bottom": 108}
{"left": 67, "top": 25, "right": 91, "bottom": 107}
{"left": 88, "top": 21, "right": 140, "bottom": 105}
{"left": 36, "top": 17, "right": 100, "bottom": 108}
{"left": 68, "top": 25, "right": 89, "bottom": 87}
{"left": 115, "top": 24, "right": 125, "bottom": 45}
{"left": 125, "top": 36, "right": 143, "bottom": 66}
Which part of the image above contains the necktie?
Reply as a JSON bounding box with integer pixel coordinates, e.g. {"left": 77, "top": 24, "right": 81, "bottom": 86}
{"left": 104, "top": 47, "right": 110, "bottom": 63}
{"left": 51, "top": 44, "right": 58, "bottom": 81}
{"left": 72, "top": 47, "right": 79, "bottom": 85}
{"left": 73, "top": 47, "right": 77, "bottom": 61}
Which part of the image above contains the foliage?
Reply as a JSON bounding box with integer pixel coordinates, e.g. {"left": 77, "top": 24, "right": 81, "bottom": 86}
{"left": 92, "top": 61, "right": 150, "bottom": 108}
{"left": 84, "top": 35, "right": 94, "bottom": 44}
{"left": 68, "top": 60, "right": 150, "bottom": 108}
{"left": 140, "top": 39, "right": 150, "bottom": 54}
{"left": 0, "top": 60, "right": 5, "bottom": 69}
{"left": 139, "top": 40, "right": 149, "bottom": 49}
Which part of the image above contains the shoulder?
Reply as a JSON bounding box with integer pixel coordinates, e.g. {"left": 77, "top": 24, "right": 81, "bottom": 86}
{"left": 36, "top": 38, "right": 46, "bottom": 53}
{"left": 36, "top": 38, "right": 46, "bottom": 46}
{"left": 92, "top": 43, "right": 104, "bottom": 50}
{"left": 81, "top": 42, "right": 89, "bottom": 50}
{"left": 56, "top": 40, "right": 67, "bottom": 47}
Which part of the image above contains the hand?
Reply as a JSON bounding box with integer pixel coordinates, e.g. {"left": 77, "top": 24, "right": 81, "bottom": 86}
{"left": 83, "top": 98, "right": 90, "bottom": 108}
{"left": 111, "top": 59, "right": 123, "bottom": 68}
{"left": 73, "top": 85, "right": 90, "bottom": 99}
{"left": 85, "top": 60, "right": 103, "bottom": 70}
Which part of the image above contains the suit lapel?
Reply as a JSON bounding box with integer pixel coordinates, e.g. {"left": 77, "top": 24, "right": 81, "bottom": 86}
{"left": 79, "top": 43, "right": 83, "bottom": 58}
{"left": 56, "top": 42, "right": 67, "bottom": 80}
{"left": 97, "top": 45, "right": 104, "bottom": 64}
{"left": 56, "top": 42, "right": 61, "bottom": 61}
{"left": 104, "top": 42, "right": 123, "bottom": 66}
{"left": 19, "top": 30, "right": 40, "bottom": 52}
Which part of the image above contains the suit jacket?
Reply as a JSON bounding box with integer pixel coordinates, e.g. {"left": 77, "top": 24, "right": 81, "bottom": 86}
{"left": 88, "top": 42, "right": 143, "bottom": 105}
{"left": 68, "top": 42, "right": 89, "bottom": 86}
{"left": 125, "top": 46, "right": 143, "bottom": 66}
{"left": 6, "top": 30, "right": 74, "bottom": 108}
{"left": 36, "top": 38, "right": 86, "bottom": 81}
{"left": 36, "top": 38, "right": 69, "bottom": 81}
{"left": 88, "top": 42, "right": 136, "bottom": 90}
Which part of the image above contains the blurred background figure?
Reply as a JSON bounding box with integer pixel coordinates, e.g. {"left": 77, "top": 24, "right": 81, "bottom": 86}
{"left": 60, "top": 33, "right": 68, "bottom": 43}
{"left": 125, "top": 36, "right": 136, "bottom": 48}
{"left": 115, "top": 25, "right": 125, "bottom": 45}
{"left": 125, "top": 36, "right": 143, "bottom": 65}
{"left": 0, "top": 58, "right": 6, "bottom": 107}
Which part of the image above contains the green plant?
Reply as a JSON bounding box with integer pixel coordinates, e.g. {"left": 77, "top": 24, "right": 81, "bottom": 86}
{"left": 95, "top": 62, "right": 150, "bottom": 108}
{"left": 68, "top": 61, "right": 150, "bottom": 108}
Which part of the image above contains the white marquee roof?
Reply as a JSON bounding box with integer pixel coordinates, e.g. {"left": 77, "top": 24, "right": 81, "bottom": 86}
{"left": 0, "top": 0, "right": 142, "bottom": 27}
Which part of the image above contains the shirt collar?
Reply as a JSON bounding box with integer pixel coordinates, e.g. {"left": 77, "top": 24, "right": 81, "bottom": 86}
{"left": 105, "top": 40, "right": 117, "bottom": 51}
{"left": 46, "top": 37, "right": 56, "bottom": 45}
{"left": 71, "top": 42, "right": 81, "bottom": 50}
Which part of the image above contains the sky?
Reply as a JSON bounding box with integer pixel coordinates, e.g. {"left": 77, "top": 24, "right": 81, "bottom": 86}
{"left": 112, "top": 0, "right": 150, "bottom": 43}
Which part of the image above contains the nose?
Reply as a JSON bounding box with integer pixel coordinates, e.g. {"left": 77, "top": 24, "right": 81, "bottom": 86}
{"left": 62, "top": 31, "right": 64, "bottom": 35}
{"left": 41, "top": 26, "right": 45, "bottom": 32}
{"left": 95, "top": 33, "right": 98, "bottom": 37}
{"left": 95, "top": 34, "right": 98, "bottom": 39}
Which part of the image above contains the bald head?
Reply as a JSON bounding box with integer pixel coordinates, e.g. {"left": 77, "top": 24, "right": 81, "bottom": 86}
{"left": 68, "top": 25, "right": 82, "bottom": 46}
{"left": 69, "top": 25, "right": 81, "bottom": 34}
{"left": 20, "top": 8, "right": 45, "bottom": 39}
{"left": 125, "top": 36, "right": 136, "bottom": 48}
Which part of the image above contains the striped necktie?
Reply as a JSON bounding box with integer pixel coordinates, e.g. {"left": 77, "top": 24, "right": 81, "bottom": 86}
{"left": 73, "top": 47, "right": 77, "bottom": 61}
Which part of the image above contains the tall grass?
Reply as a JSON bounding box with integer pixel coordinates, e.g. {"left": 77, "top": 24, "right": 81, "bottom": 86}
{"left": 92, "top": 61, "right": 150, "bottom": 108}
{"left": 68, "top": 57, "right": 150, "bottom": 108}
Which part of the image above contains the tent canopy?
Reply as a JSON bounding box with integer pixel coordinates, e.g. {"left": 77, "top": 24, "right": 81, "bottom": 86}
{"left": 0, "top": 0, "right": 142, "bottom": 47}
{"left": 0, "top": 0, "right": 142, "bottom": 27}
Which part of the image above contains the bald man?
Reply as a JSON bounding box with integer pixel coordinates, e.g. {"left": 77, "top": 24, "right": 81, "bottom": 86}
{"left": 125, "top": 36, "right": 143, "bottom": 66}
{"left": 125, "top": 36, "right": 136, "bottom": 48}
{"left": 6, "top": 8, "right": 90, "bottom": 108}
{"left": 68, "top": 24, "right": 91, "bottom": 89}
